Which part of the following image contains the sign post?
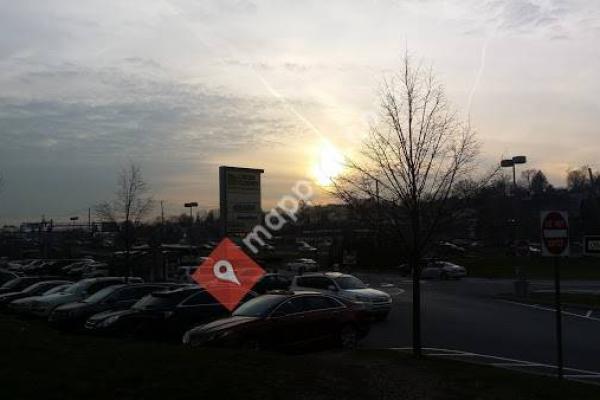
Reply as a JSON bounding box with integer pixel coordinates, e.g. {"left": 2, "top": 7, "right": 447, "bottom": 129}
{"left": 541, "top": 211, "right": 569, "bottom": 380}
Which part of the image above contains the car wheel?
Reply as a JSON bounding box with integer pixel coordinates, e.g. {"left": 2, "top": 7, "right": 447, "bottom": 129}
{"left": 339, "top": 324, "right": 359, "bottom": 349}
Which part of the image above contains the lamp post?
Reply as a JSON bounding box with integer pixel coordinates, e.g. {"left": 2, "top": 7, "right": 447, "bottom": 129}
{"left": 501, "top": 155, "right": 527, "bottom": 296}
{"left": 184, "top": 202, "right": 198, "bottom": 253}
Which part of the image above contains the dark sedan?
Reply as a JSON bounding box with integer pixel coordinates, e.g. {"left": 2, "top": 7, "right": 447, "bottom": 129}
{"left": 182, "top": 292, "right": 371, "bottom": 351}
{"left": 0, "top": 276, "right": 61, "bottom": 295}
{"left": 251, "top": 273, "right": 291, "bottom": 294}
{"left": 48, "top": 283, "right": 175, "bottom": 330}
{"left": 85, "top": 286, "right": 257, "bottom": 340}
{"left": 0, "top": 280, "right": 72, "bottom": 307}
{"left": 0, "top": 269, "right": 18, "bottom": 286}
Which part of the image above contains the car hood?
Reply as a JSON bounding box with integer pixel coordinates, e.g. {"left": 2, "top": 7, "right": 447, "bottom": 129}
{"left": 10, "top": 295, "right": 45, "bottom": 305}
{"left": 37, "top": 293, "right": 79, "bottom": 305}
{"left": 0, "top": 291, "right": 22, "bottom": 300}
{"left": 55, "top": 301, "right": 92, "bottom": 312}
{"left": 343, "top": 288, "right": 390, "bottom": 298}
{"left": 444, "top": 265, "right": 466, "bottom": 271}
{"left": 88, "top": 308, "right": 138, "bottom": 322}
{"left": 191, "top": 316, "right": 259, "bottom": 334}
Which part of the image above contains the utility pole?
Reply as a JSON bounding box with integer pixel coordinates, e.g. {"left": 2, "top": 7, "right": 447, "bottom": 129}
{"left": 160, "top": 201, "right": 165, "bottom": 226}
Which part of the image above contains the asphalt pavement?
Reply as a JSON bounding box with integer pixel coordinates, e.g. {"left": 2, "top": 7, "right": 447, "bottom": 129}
{"left": 357, "top": 274, "right": 600, "bottom": 375}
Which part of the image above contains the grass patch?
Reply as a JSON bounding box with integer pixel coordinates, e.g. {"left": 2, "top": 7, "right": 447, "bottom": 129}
{"left": 1, "top": 315, "right": 599, "bottom": 399}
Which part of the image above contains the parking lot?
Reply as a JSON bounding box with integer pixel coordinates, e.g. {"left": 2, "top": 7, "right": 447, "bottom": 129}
{"left": 3, "top": 257, "right": 600, "bottom": 385}
{"left": 360, "top": 274, "right": 600, "bottom": 377}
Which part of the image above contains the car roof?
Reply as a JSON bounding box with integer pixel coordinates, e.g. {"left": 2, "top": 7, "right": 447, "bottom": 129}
{"left": 296, "top": 272, "right": 350, "bottom": 279}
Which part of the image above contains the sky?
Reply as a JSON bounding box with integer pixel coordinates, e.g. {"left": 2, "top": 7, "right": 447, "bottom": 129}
{"left": 0, "top": 0, "right": 599, "bottom": 224}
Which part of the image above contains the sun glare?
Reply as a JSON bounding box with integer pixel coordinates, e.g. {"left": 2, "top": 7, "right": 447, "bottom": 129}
{"left": 313, "top": 140, "right": 345, "bottom": 186}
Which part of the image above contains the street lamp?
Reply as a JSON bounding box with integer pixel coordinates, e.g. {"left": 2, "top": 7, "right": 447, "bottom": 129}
{"left": 184, "top": 202, "right": 198, "bottom": 253}
{"left": 184, "top": 202, "right": 198, "bottom": 220}
{"left": 500, "top": 155, "right": 528, "bottom": 296}
{"left": 501, "top": 156, "right": 527, "bottom": 194}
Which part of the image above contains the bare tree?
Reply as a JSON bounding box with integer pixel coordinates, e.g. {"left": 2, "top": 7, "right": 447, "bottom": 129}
{"left": 95, "top": 163, "right": 154, "bottom": 275}
{"left": 333, "top": 55, "right": 482, "bottom": 357}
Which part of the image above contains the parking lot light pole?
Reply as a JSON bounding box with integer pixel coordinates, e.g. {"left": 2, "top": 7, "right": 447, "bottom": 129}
{"left": 184, "top": 202, "right": 198, "bottom": 254}
{"left": 501, "top": 156, "right": 528, "bottom": 296}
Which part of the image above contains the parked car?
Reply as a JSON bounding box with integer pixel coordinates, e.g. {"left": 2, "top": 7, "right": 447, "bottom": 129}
{"left": 0, "top": 280, "right": 72, "bottom": 307}
{"left": 421, "top": 261, "right": 467, "bottom": 280}
{"left": 80, "top": 263, "right": 110, "bottom": 278}
{"left": 182, "top": 291, "right": 371, "bottom": 350}
{"left": 0, "top": 268, "right": 18, "bottom": 285}
{"left": 297, "top": 241, "right": 317, "bottom": 252}
{"left": 285, "top": 258, "right": 318, "bottom": 273}
{"left": 290, "top": 273, "right": 392, "bottom": 320}
{"left": 7, "top": 284, "right": 73, "bottom": 314}
{"left": 28, "top": 277, "right": 143, "bottom": 317}
{"left": 49, "top": 283, "right": 174, "bottom": 329}
{"left": 176, "top": 266, "right": 199, "bottom": 283}
{"left": 85, "top": 286, "right": 256, "bottom": 340}
{"left": 0, "top": 276, "right": 61, "bottom": 295}
{"left": 251, "top": 273, "right": 291, "bottom": 294}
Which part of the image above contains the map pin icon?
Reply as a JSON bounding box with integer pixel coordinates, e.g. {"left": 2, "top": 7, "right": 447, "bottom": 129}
{"left": 213, "top": 259, "right": 241, "bottom": 285}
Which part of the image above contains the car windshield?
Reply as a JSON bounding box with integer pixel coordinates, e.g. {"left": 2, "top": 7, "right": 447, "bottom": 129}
{"left": 22, "top": 282, "right": 50, "bottom": 294}
{"left": 63, "top": 280, "right": 91, "bottom": 295}
{"left": 335, "top": 276, "right": 367, "bottom": 290}
{"left": 133, "top": 290, "right": 191, "bottom": 310}
{"left": 82, "top": 285, "right": 123, "bottom": 303}
{"left": 1, "top": 278, "right": 26, "bottom": 290}
{"left": 232, "top": 295, "right": 286, "bottom": 317}
{"left": 43, "top": 284, "right": 71, "bottom": 295}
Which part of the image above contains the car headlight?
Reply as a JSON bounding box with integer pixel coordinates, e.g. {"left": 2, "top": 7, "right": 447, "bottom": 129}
{"left": 98, "top": 315, "right": 119, "bottom": 328}
{"left": 355, "top": 295, "right": 373, "bottom": 303}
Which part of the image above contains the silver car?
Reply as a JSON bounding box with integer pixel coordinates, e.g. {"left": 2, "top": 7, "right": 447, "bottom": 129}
{"left": 421, "top": 261, "right": 467, "bottom": 280}
{"left": 290, "top": 272, "right": 392, "bottom": 320}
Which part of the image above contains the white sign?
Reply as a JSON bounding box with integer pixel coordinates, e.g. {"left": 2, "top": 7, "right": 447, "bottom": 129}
{"left": 541, "top": 211, "right": 570, "bottom": 257}
{"left": 219, "top": 166, "right": 264, "bottom": 235}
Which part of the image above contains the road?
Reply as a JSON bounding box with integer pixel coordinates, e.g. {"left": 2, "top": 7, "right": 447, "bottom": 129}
{"left": 358, "top": 275, "right": 600, "bottom": 373}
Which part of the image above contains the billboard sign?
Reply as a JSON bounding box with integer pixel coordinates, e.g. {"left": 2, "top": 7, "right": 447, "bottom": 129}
{"left": 219, "top": 166, "right": 264, "bottom": 235}
{"left": 541, "top": 211, "right": 570, "bottom": 257}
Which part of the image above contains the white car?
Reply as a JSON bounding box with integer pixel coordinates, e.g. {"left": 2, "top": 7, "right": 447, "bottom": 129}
{"left": 28, "top": 277, "right": 141, "bottom": 317}
{"left": 421, "top": 261, "right": 467, "bottom": 280}
{"left": 290, "top": 272, "right": 392, "bottom": 320}
{"left": 285, "top": 258, "right": 318, "bottom": 273}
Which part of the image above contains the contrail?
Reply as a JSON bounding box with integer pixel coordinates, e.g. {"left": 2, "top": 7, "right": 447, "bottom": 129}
{"left": 466, "top": 34, "right": 490, "bottom": 117}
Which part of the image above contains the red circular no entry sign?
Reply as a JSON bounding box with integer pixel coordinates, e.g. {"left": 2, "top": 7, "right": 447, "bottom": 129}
{"left": 541, "top": 211, "right": 569, "bottom": 256}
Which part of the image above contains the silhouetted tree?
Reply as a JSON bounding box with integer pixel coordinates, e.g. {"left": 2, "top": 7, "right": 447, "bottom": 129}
{"left": 333, "top": 55, "right": 482, "bottom": 357}
{"left": 95, "top": 163, "right": 154, "bottom": 275}
{"left": 530, "top": 170, "right": 550, "bottom": 196}
{"left": 567, "top": 167, "right": 588, "bottom": 193}
{"left": 520, "top": 169, "right": 538, "bottom": 192}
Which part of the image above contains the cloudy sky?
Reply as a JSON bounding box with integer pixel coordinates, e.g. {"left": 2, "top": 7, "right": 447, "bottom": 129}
{"left": 0, "top": 0, "right": 599, "bottom": 224}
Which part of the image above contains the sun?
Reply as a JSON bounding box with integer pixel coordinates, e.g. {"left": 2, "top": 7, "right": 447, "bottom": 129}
{"left": 313, "top": 140, "right": 345, "bottom": 186}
